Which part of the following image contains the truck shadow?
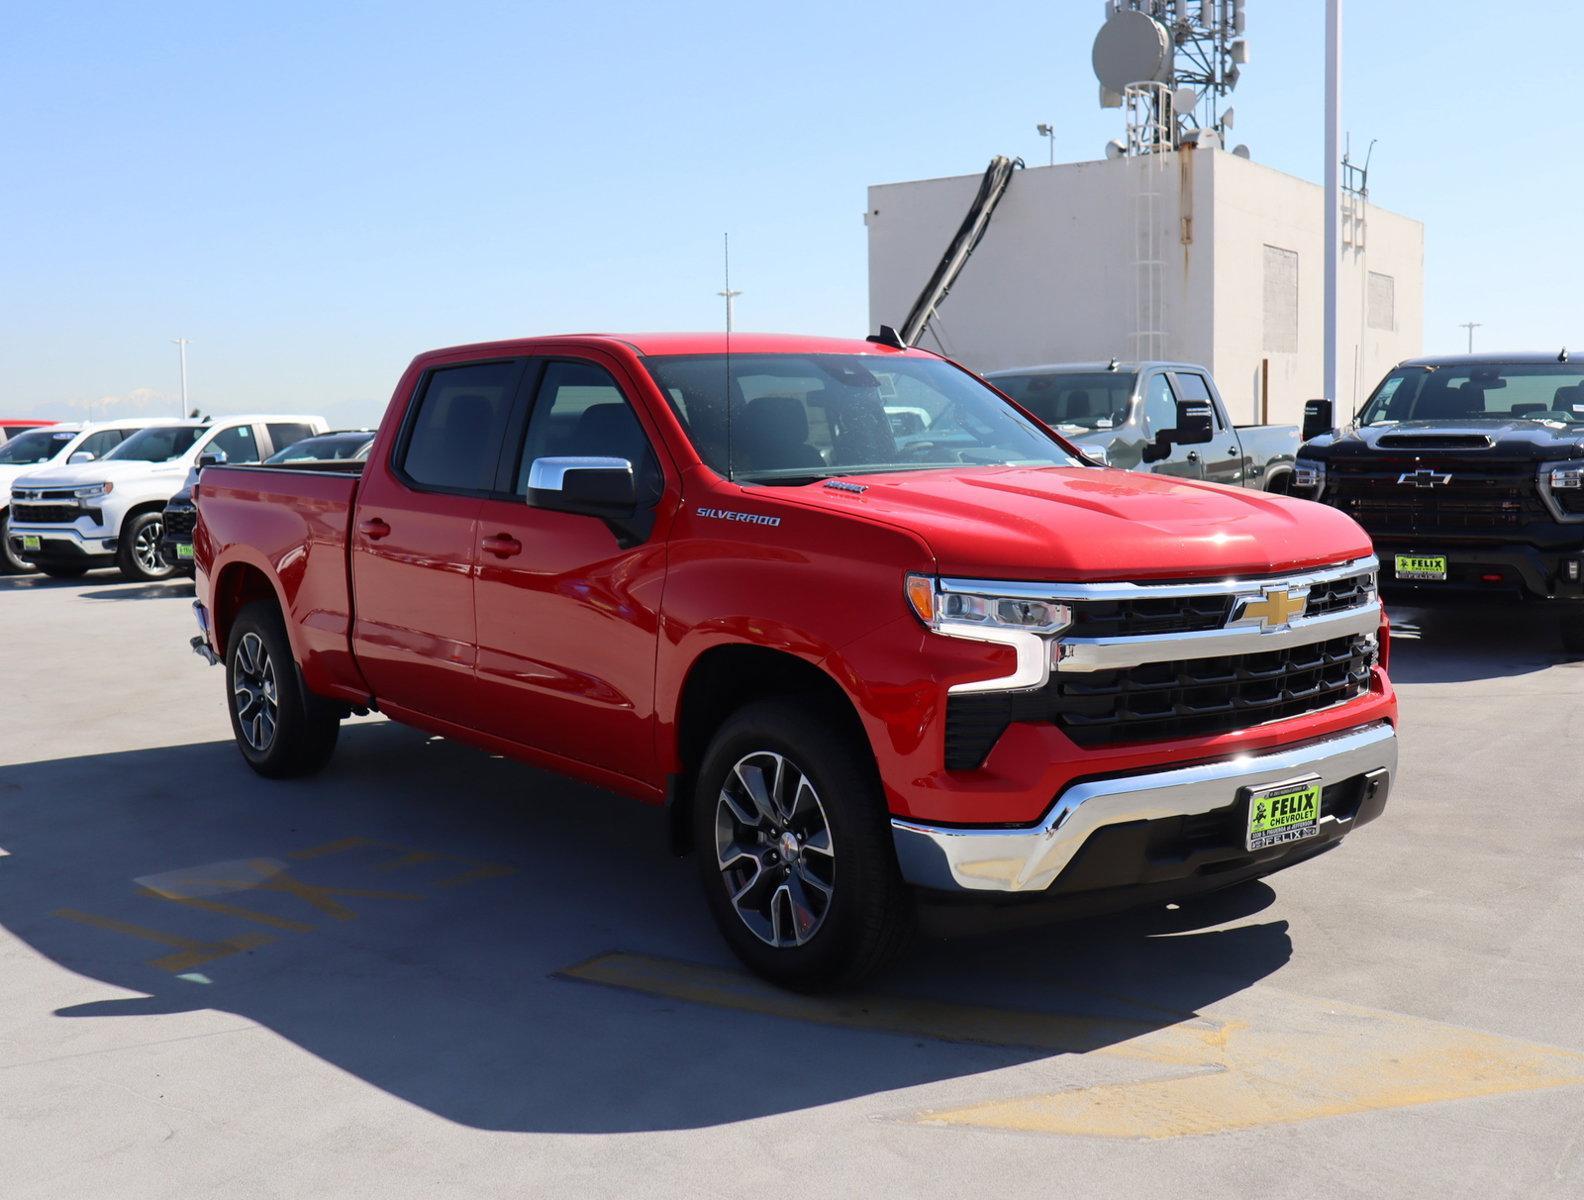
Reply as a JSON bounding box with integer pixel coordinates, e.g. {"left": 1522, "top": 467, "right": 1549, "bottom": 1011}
{"left": 78, "top": 581, "right": 196, "bottom": 601}
{"left": 0, "top": 723, "right": 1293, "bottom": 1134}
{"left": 1385, "top": 602, "right": 1577, "bottom": 683}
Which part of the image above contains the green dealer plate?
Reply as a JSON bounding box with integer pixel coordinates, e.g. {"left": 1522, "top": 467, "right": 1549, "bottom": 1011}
{"left": 1245, "top": 777, "right": 1322, "bottom": 852}
{"left": 1395, "top": 553, "right": 1447, "bottom": 581}
{"left": 176, "top": 542, "right": 194, "bottom": 560}
{"left": 21, "top": 534, "right": 40, "bottom": 552}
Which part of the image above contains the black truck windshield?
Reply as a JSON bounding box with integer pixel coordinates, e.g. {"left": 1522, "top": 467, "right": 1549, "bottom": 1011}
{"left": 989, "top": 371, "right": 1137, "bottom": 431}
{"left": 643, "top": 353, "right": 1078, "bottom": 483}
{"left": 1360, "top": 363, "right": 1584, "bottom": 426}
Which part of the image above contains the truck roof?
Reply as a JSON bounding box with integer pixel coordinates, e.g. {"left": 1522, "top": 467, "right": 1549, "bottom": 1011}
{"left": 417, "top": 333, "right": 930, "bottom": 360}
{"left": 1395, "top": 351, "right": 1576, "bottom": 368}
{"left": 985, "top": 361, "right": 1207, "bottom": 376}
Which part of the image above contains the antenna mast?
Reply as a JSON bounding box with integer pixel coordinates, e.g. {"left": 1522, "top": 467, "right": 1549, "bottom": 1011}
{"left": 717, "top": 233, "right": 741, "bottom": 333}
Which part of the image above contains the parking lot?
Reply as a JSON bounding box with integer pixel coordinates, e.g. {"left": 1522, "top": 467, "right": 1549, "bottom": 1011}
{"left": 2, "top": 572, "right": 1581, "bottom": 1200}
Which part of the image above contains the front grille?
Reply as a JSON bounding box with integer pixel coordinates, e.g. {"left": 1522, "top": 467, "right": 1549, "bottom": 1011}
{"left": 945, "top": 634, "right": 1376, "bottom": 767}
{"left": 163, "top": 506, "right": 196, "bottom": 536}
{"left": 1066, "top": 594, "right": 1232, "bottom": 638}
{"left": 12, "top": 503, "right": 94, "bottom": 524}
{"left": 1304, "top": 571, "right": 1375, "bottom": 617}
{"left": 1326, "top": 458, "right": 1548, "bottom": 533}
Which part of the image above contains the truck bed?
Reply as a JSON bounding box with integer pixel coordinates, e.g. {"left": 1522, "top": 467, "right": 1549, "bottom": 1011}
{"left": 197, "top": 464, "right": 367, "bottom": 701}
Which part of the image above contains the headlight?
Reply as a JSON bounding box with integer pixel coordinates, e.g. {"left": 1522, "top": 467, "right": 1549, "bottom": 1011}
{"left": 906, "top": 575, "right": 1072, "bottom": 634}
{"left": 1547, "top": 463, "right": 1584, "bottom": 490}
{"left": 73, "top": 482, "right": 113, "bottom": 499}
{"left": 1293, "top": 458, "right": 1326, "bottom": 491}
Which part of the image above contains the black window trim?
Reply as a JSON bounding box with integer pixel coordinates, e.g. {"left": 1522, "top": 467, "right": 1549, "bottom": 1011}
{"left": 389, "top": 356, "right": 533, "bottom": 500}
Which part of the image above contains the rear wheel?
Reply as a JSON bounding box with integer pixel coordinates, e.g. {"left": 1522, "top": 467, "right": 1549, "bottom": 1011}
{"left": 225, "top": 600, "right": 340, "bottom": 778}
{"left": 0, "top": 511, "right": 30, "bottom": 574}
{"left": 117, "top": 511, "right": 177, "bottom": 582}
{"left": 692, "top": 699, "right": 914, "bottom": 990}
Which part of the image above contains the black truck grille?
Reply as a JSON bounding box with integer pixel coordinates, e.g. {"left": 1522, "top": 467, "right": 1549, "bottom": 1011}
{"left": 12, "top": 503, "right": 93, "bottom": 524}
{"left": 1325, "top": 459, "right": 1547, "bottom": 533}
{"left": 163, "top": 506, "right": 197, "bottom": 536}
{"left": 1066, "top": 594, "right": 1232, "bottom": 638}
{"left": 945, "top": 635, "right": 1376, "bottom": 768}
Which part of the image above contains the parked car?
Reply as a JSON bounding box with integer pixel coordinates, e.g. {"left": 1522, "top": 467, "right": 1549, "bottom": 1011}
{"left": 0, "top": 418, "right": 182, "bottom": 574}
{"left": 191, "top": 333, "right": 1397, "bottom": 989}
{"left": 1296, "top": 351, "right": 1584, "bottom": 649}
{"left": 0, "top": 419, "right": 56, "bottom": 446}
{"left": 8, "top": 415, "right": 326, "bottom": 581}
{"left": 161, "top": 430, "right": 374, "bottom": 574}
{"left": 985, "top": 361, "right": 1301, "bottom": 490}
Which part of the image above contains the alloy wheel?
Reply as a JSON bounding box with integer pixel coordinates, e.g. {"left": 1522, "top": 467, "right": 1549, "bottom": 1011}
{"left": 134, "top": 518, "right": 166, "bottom": 573}
{"left": 714, "top": 750, "right": 836, "bottom": 948}
{"left": 233, "top": 632, "right": 279, "bottom": 752}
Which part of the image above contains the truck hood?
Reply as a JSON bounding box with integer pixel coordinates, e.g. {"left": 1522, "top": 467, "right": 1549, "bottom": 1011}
{"left": 13, "top": 459, "right": 190, "bottom": 490}
{"left": 1309, "top": 420, "right": 1584, "bottom": 462}
{"left": 792, "top": 466, "right": 1373, "bottom": 581}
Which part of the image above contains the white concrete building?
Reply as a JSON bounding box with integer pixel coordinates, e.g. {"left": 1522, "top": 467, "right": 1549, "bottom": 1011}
{"left": 867, "top": 146, "right": 1424, "bottom": 424}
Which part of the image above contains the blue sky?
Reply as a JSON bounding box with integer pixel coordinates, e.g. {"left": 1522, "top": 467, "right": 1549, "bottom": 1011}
{"left": 3, "top": 1, "right": 1577, "bottom": 427}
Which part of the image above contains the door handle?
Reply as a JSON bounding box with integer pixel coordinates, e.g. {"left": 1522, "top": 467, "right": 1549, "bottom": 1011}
{"left": 357, "top": 517, "right": 391, "bottom": 540}
{"left": 481, "top": 533, "right": 522, "bottom": 558}
{"left": 1186, "top": 451, "right": 1200, "bottom": 464}
{"left": 1227, "top": 446, "right": 1240, "bottom": 455}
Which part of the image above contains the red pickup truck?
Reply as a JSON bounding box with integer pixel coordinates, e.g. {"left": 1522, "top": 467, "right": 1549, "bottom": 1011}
{"left": 192, "top": 333, "right": 1398, "bottom": 987}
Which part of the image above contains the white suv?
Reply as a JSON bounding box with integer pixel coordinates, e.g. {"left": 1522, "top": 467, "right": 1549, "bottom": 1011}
{"left": 0, "top": 418, "right": 185, "bottom": 574}
{"left": 8, "top": 414, "right": 327, "bottom": 581}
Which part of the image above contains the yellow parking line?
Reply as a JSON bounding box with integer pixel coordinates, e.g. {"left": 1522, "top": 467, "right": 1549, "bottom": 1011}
{"left": 136, "top": 886, "right": 317, "bottom": 933}
{"left": 53, "top": 908, "right": 273, "bottom": 973}
{"left": 561, "top": 952, "right": 1584, "bottom": 1138}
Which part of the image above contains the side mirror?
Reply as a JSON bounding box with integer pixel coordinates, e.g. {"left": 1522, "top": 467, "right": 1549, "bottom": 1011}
{"left": 1176, "top": 399, "right": 1214, "bottom": 445}
{"left": 526, "top": 456, "right": 636, "bottom": 518}
{"left": 1302, "top": 399, "right": 1334, "bottom": 441}
{"left": 197, "top": 450, "right": 228, "bottom": 469}
{"left": 67, "top": 451, "right": 95, "bottom": 464}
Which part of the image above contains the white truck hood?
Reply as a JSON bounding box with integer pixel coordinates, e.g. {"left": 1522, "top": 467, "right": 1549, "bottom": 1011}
{"left": 12, "top": 458, "right": 191, "bottom": 502}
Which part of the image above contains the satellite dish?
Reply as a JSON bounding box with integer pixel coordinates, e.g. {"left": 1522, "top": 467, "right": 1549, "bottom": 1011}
{"left": 1105, "top": 138, "right": 1127, "bottom": 161}
{"left": 1172, "top": 86, "right": 1198, "bottom": 115}
{"left": 1092, "top": 10, "right": 1174, "bottom": 93}
{"left": 1221, "top": 106, "right": 1236, "bottom": 131}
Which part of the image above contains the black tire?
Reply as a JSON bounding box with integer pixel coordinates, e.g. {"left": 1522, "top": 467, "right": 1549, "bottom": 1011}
{"left": 0, "top": 511, "right": 31, "bottom": 574}
{"left": 692, "top": 698, "right": 915, "bottom": 990}
{"left": 225, "top": 599, "right": 341, "bottom": 778}
{"left": 117, "top": 510, "right": 177, "bottom": 582}
{"left": 38, "top": 564, "right": 89, "bottom": 579}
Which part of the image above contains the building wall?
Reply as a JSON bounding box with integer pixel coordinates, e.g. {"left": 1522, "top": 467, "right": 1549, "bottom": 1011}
{"left": 866, "top": 149, "right": 1423, "bottom": 427}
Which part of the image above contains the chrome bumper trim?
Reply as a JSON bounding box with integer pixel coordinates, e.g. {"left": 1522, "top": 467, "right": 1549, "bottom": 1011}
{"left": 891, "top": 720, "right": 1397, "bottom": 893}
{"left": 1054, "top": 602, "right": 1381, "bottom": 673}
{"left": 938, "top": 556, "right": 1378, "bottom": 603}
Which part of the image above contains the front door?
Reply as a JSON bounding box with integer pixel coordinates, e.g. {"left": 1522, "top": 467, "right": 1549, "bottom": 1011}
{"left": 1141, "top": 372, "right": 1205, "bottom": 480}
{"left": 350, "top": 358, "right": 525, "bottom": 723}
{"left": 1174, "top": 370, "right": 1245, "bottom": 487}
{"left": 471, "top": 356, "right": 671, "bottom": 782}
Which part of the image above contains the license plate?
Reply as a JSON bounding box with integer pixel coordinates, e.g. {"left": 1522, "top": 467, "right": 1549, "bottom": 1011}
{"left": 1245, "top": 776, "right": 1322, "bottom": 851}
{"left": 1395, "top": 553, "right": 1447, "bottom": 581}
{"left": 176, "top": 542, "right": 194, "bottom": 560}
{"left": 21, "top": 534, "right": 40, "bottom": 552}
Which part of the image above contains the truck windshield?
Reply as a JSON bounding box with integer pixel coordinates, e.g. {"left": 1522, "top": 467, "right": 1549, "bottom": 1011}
{"left": 0, "top": 429, "right": 74, "bottom": 464}
{"left": 643, "top": 354, "right": 1079, "bottom": 483}
{"left": 106, "top": 425, "right": 204, "bottom": 462}
{"left": 1359, "top": 363, "right": 1584, "bottom": 426}
{"left": 989, "top": 371, "right": 1137, "bottom": 432}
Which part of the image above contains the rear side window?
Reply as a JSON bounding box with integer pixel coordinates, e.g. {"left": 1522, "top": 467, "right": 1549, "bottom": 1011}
{"left": 208, "top": 424, "right": 261, "bottom": 464}
{"left": 401, "top": 361, "right": 519, "bottom": 493}
{"left": 266, "top": 422, "right": 317, "bottom": 457}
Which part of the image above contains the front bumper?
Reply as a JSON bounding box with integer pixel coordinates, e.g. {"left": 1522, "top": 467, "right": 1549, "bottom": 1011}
{"left": 891, "top": 720, "right": 1396, "bottom": 894}
{"left": 8, "top": 520, "right": 118, "bottom": 566}
{"left": 1372, "top": 539, "right": 1584, "bottom": 604}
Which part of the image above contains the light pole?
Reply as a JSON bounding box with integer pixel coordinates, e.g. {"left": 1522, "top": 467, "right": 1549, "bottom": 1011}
{"left": 172, "top": 337, "right": 192, "bottom": 416}
{"left": 1036, "top": 122, "right": 1056, "bottom": 166}
{"left": 1460, "top": 322, "right": 1482, "bottom": 353}
{"left": 1323, "top": 0, "right": 1342, "bottom": 414}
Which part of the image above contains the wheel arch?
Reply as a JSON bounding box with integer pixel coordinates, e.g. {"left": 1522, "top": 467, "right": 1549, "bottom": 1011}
{"left": 212, "top": 559, "right": 288, "bottom": 659}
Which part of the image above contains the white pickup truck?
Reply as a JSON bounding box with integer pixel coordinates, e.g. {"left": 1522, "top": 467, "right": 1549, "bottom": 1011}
{"left": 0, "top": 418, "right": 186, "bottom": 574}
{"left": 8, "top": 414, "right": 326, "bottom": 581}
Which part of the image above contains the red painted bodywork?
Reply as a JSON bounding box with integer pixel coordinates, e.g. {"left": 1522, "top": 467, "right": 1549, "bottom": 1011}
{"left": 196, "top": 334, "right": 1397, "bottom": 827}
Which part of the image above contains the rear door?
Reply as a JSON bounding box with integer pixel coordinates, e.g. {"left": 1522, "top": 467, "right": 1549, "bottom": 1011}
{"left": 1140, "top": 372, "right": 1205, "bottom": 480}
{"left": 469, "top": 355, "right": 671, "bottom": 781}
{"left": 350, "top": 358, "right": 527, "bottom": 723}
{"left": 1174, "top": 370, "right": 1245, "bottom": 487}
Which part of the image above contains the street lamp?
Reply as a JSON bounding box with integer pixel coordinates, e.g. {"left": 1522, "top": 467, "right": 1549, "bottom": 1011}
{"left": 1036, "top": 122, "right": 1056, "bottom": 167}
{"left": 172, "top": 338, "right": 192, "bottom": 417}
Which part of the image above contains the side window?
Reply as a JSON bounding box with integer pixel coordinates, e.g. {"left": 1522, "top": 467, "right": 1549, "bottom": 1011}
{"left": 78, "top": 429, "right": 126, "bottom": 459}
{"left": 514, "top": 361, "right": 658, "bottom": 497}
{"left": 208, "top": 423, "right": 261, "bottom": 464}
{"left": 400, "top": 361, "right": 519, "bottom": 493}
{"left": 266, "top": 422, "right": 316, "bottom": 457}
{"left": 1173, "top": 373, "right": 1224, "bottom": 428}
{"left": 1143, "top": 374, "right": 1178, "bottom": 437}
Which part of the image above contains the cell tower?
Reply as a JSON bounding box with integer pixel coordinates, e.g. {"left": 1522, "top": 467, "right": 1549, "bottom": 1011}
{"left": 1093, "top": 0, "right": 1250, "bottom": 158}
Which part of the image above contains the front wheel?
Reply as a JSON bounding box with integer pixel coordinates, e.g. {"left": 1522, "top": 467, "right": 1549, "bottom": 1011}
{"left": 225, "top": 600, "right": 341, "bottom": 778}
{"left": 0, "top": 511, "right": 31, "bottom": 574}
{"left": 117, "top": 511, "right": 177, "bottom": 582}
{"left": 693, "top": 699, "right": 914, "bottom": 990}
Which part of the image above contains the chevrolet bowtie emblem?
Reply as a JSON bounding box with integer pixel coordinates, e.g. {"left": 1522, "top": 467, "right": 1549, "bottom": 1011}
{"left": 1238, "top": 586, "right": 1309, "bottom": 631}
{"left": 1398, "top": 468, "right": 1452, "bottom": 488}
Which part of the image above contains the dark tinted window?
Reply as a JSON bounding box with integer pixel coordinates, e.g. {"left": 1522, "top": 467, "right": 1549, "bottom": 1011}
{"left": 1143, "top": 374, "right": 1178, "bottom": 436}
{"left": 515, "top": 362, "right": 656, "bottom": 495}
{"left": 209, "top": 424, "right": 261, "bottom": 464}
{"left": 0, "top": 429, "right": 72, "bottom": 464}
{"left": 266, "top": 432, "right": 374, "bottom": 464}
{"left": 401, "top": 362, "right": 518, "bottom": 492}
{"left": 78, "top": 429, "right": 128, "bottom": 459}
{"left": 991, "top": 371, "right": 1136, "bottom": 431}
{"left": 1360, "top": 363, "right": 1584, "bottom": 425}
{"left": 266, "top": 423, "right": 317, "bottom": 456}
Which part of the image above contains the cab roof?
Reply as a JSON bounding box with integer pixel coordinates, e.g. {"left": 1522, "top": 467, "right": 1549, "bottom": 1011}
{"left": 1396, "top": 351, "right": 1576, "bottom": 368}
{"left": 419, "top": 332, "right": 933, "bottom": 360}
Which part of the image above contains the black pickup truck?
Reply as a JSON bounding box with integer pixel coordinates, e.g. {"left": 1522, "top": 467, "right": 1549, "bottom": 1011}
{"left": 1295, "top": 352, "right": 1584, "bottom": 649}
